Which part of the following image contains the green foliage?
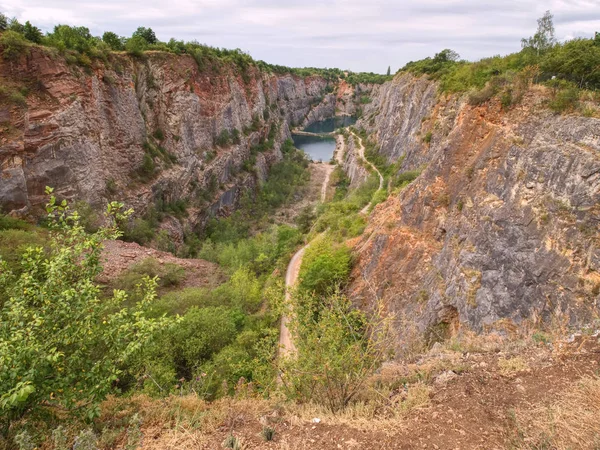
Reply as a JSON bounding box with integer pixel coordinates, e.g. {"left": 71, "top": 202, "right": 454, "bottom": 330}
{"left": 200, "top": 225, "right": 303, "bottom": 276}
{"left": 423, "top": 131, "right": 432, "bottom": 143}
{"left": 0, "top": 214, "right": 30, "bottom": 232}
{"left": 546, "top": 79, "right": 580, "bottom": 112}
{"left": 311, "top": 174, "right": 377, "bottom": 239}
{"left": 0, "top": 30, "right": 29, "bottom": 60}
{"left": 0, "top": 84, "right": 27, "bottom": 107}
{"left": 132, "top": 27, "right": 157, "bottom": 45}
{"left": 46, "top": 25, "right": 95, "bottom": 54}
{"left": 125, "top": 35, "right": 147, "bottom": 57}
{"left": 521, "top": 10, "right": 556, "bottom": 56}
{"left": 113, "top": 258, "right": 185, "bottom": 293}
{"left": 400, "top": 11, "right": 600, "bottom": 110}
{"left": 281, "top": 291, "right": 392, "bottom": 412}
{"left": 22, "top": 21, "right": 42, "bottom": 44}
{"left": 0, "top": 13, "right": 7, "bottom": 32}
{"left": 0, "top": 190, "right": 163, "bottom": 432}
{"left": 152, "top": 128, "right": 165, "bottom": 141}
{"left": 122, "top": 217, "right": 155, "bottom": 245}
{"left": 261, "top": 426, "right": 275, "bottom": 441}
{"left": 215, "top": 129, "right": 231, "bottom": 147}
{"left": 298, "top": 235, "right": 351, "bottom": 296}
{"left": 102, "top": 31, "right": 124, "bottom": 51}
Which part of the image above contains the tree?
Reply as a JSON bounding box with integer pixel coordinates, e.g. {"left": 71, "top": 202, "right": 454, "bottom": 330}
{"left": 132, "top": 26, "right": 157, "bottom": 45}
{"left": 6, "top": 17, "right": 23, "bottom": 34}
{"left": 0, "top": 13, "right": 7, "bottom": 31}
{"left": 46, "top": 25, "right": 94, "bottom": 53}
{"left": 595, "top": 32, "right": 600, "bottom": 46}
{"left": 521, "top": 10, "right": 556, "bottom": 56}
{"left": 433, "top": 48, "right": 460, "bottom": 63}
{"left": 102, "top": 31, "right": 124, "bottom": 51}
{"left": 125, "top": 35, "right": 148, "bottom": 56}
{"left": 0, "top": 189, "right": 165, "bottom": 433}
{"left": 386, "top": 66, "right": 391, "bottom": 76}
{"left": 22, "top": 21, "right": 43, "bottom": 44}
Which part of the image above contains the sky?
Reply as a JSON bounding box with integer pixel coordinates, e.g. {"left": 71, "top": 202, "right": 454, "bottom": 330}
{"left": 1, "top": 0, "right": 599, "bottom": 73}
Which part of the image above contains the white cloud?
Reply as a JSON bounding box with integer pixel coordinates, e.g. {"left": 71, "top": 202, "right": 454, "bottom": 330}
{"left": 1, "top": 0, "right": 598, "bottom": 72}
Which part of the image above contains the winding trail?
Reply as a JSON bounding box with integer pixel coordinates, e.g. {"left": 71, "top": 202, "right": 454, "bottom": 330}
{"left": 351, "top": 131, "right": 384, "bottom": 215}
{"left": 279, "top": 149, "right": 337, "bottom": 355}
{"left": 279, "top": 130, "right": 384, "bottom": 355}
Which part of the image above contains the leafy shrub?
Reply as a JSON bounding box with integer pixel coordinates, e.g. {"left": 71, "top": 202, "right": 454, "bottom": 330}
{"left": 281, "top": 291, "right": 393, "bottom": 412}
{"left": 153, "top": 128, "right": 164, "bottom": 141}
{"left": 114, "top": 258, "right": 185, "bottom": 293}
{"left": 132, "top": 27, "right": 157, "bottom": 45}
{"left": 46, "top": 25, "right": 96, "bottom": 54}
{"left": 298, "top": 235, "right": 351, "bottom": 296}
{"left": 122, "top": 217, "right": 155, "bottom": 245}
{"left": 391, "top": 169, "right": 421, "bottom": 190}
{"left": 125, "top": 35, "right": 147, "bottom": 57}
{"left": 102, "top": 31, "right": 124, "bottom": 50}
{"left": 135, "top": 152, "right": 156, "bottom": 181}
{"left": 0, "top": 30, "right": 29, "bottom": 60}
{"left": 467, "top": 84, "right": 497, "bottom": 105}
{"left": 423, "top": 131, "right": 433, "bottom": 143}
{"left": 0, "top": 193, "right": 163, "bottom": 431}
{"left": 547, "top": 80, "right": 580, "bottom": 113}
{"left": 0, "top": 214, "right": 30, "bottom": 231}
{"left": 215, "top": 129, "right": 231, "bottom": 147}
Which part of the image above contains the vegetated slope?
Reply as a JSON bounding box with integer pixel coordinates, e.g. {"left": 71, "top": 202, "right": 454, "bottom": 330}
{"left": 0, "top": 46, "right": 340, "bottom": 238}
{"left": 348, "top": 72, "right": 600, "bottom": 350}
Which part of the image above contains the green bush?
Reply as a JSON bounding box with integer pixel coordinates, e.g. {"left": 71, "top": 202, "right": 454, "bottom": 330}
{"left": 122, "top": 217, "right": 155, "bottom": 245}
{"left": 22, "top": 21, "right": 42, "bottom": 44}
{"left": 298, "top": 235, "right": 351, "bottom": 296}
{"left": 215, "top": 129, "right": 231, "bottom": 147}
{"left": 0, "top": 194, "right": 163, "bottom": 431}
{"left": 113, "top": 258, "right": 185, "bottom": 293}
{"left": 0, "top": 30, "right": 29, "bottom": 60}
{"left": 281, "top": 291, "right": 393, "bottom": 412}
{"left": 102, "top": 31, "right": 124, "bottom": 50}
{"left": 125, "top": 35, "right": 147, "bottom": 57}
{"left": 546, "top": 79, "right": 580, "bottom": 113}
{"left": 0, "top": 214, "right": 30, "bottom": 231}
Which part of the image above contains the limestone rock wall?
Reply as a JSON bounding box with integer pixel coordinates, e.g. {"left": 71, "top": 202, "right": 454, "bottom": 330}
{"left": 348, "top": 73, "right": 600, "bottom": 348}
{"left": 0, "top": 48, "right": 335, "bottom": 234}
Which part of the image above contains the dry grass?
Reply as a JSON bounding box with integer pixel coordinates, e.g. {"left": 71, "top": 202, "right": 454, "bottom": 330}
{"left": 96, "top": 395, "right": 277, "bottom": 449}
{"left": 498, "top": 356, "right": 528, "bottom": 376}
{"left": 516, "top": 376, "right": 600, "bottom": 449}
{"left": 286, "top": 381, "right": 431, "bottom": 433}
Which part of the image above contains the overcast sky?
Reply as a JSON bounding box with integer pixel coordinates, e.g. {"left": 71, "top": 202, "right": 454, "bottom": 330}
{"left": 1, "top": 0, "right": 599, "bottom": 73}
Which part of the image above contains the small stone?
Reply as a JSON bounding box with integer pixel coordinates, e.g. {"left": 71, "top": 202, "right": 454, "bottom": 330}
{"left": 435, "top": 370, "right": 458, "bottom": 384}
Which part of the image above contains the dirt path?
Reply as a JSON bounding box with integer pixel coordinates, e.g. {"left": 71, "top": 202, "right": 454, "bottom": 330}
{"left": 278, "top": 245, "right": 306, "bottom": 356}
{"left": 335, "top": 134, "right": 346, "bottom": 165}
{"left": 320, "top": 164, "right": 335, "bottom": 203}
{"left": 279, "top": 135, "right": 342, "bottom": 355}
{"left": 350, "top": 131, "right": 384, "bottom": 215}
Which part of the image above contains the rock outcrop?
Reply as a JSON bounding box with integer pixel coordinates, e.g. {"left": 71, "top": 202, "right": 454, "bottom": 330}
{"left": 348, "top": 73, "right": 600, "bottom": 349}
{"left": 0, "top": 48, "right": 337, "bottom": 235}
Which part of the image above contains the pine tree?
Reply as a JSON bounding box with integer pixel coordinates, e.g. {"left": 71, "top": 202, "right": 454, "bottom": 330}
{"left": 386, "top": 66, "right": 391, "bottom": 76}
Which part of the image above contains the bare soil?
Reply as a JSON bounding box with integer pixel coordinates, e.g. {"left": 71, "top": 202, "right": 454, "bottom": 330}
{"left": 98, "top": 240, "right": 224, "bottom": 288}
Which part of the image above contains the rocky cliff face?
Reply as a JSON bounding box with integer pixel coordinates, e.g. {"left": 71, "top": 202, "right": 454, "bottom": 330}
{"left": 348, "top": 73, "right": 600, "bottom": 350}
{"left": 0, "top": 48, "right": 336, "bottom": 238}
